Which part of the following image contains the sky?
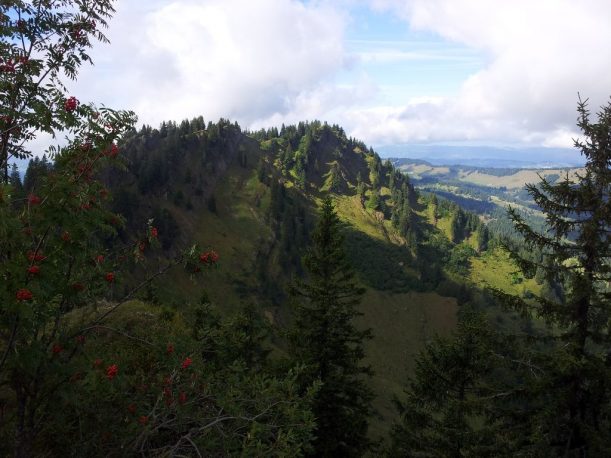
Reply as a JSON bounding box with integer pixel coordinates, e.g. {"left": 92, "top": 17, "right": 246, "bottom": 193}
{"left": 65, "top": 0, "right": 611, "bottom": 160}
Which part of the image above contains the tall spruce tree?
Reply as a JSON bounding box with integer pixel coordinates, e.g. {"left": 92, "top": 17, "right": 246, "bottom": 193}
{"left": 356, "top": 172, "right": 366, "bottom": 207}
{"left": 389, "top": 310, "right": 500, "bottom": 457}
{"left": 494, "top": 96, "right": 611, "bottom": 455}
{"left": 290, "top": 197, "right": 373, "bottom": 457}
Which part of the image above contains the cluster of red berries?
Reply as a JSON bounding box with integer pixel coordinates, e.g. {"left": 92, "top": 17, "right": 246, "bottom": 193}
{"left": 137, "top": 227, "right": 159, "bottom": 253}
{"left": 27, "top": 250, "right": 45, "bottom": 262}
{"left": 71, "top": 283, "right": 85, "bottom": 292}
{"left": 104, "top": 143, "right": 119, "bottom": 158}
{"left": 64, "top": 96, "right": 78, "bottom": 112}
{"left": 199, "top": 250, "right": 219, "bottom": 264}
{"left": 16, "top": 288, "right": 33, "bottom": 301}
{"left": 80, "top": 141, "right": 93, "bottom": 152}
{"left": 178, "top": 391, "right": 187, "bottom": 405}
{"left": 0, "top": 55, "right": 29, "bottom": 73}
{"left": 69, "top": 27, "right": 84, "bottom": 43}
{"left": 181, "top": 357, "right": 193, "bottom": 369}
{"left": 28, "top": 194, "right": 41, "bottom": 205}
{"left": 27, "top": 265, "right": 40, "bottom": 275}
{"left": 106, "top": 364, "right": 118, "bottom": 380}
{"left": 0, "top": 59, "right": 15, "bottom": 73}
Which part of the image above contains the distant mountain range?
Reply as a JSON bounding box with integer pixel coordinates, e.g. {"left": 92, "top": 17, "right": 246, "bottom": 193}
{"left": 375, "top": 144, "right": 584, "bottom": 168}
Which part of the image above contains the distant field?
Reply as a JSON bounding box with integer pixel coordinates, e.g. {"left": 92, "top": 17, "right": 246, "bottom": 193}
{"left": 457, "top": 168, "right": 583, "bottom": 189}
{"left": 405, "top": 163, "right": 451, "bottom": 179}
{"left": 397, "top": 159, "right": 583, "bottom": 189}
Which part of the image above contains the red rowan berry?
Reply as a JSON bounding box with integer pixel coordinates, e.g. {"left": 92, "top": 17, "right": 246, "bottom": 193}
{"left": 16, "top": 289, "right": 33, "bottom": 301}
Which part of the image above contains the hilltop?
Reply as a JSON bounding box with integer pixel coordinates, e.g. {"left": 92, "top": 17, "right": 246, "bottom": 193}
{"left": 92, "top": 118, "right": 542, "bottom": 437}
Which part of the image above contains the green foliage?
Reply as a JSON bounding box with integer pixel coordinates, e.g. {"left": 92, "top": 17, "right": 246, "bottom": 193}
{"left": 490, "top": 97, "right": 611, "bottom": 455}
{"left": 447, "top": 242, "right": 477, "bottom": 276}
{"left": 356, "top": 171, "right": 366, "bottom": 206}
{"left": 476, "top": 225, "right": 489, "bottom": 252}
{"left": 26, "top": 302, "right": 316, "bottom": 456}
{"left": 327, "top": 161, "right": 342, "bottom": 192}
{"left": 415, "top": 231, "right": 452, "bottom": 289}
{"left": 0, "top": 2, "right": 143, "bottom": 454}
{"left": 389, "top": 310, "right": 500, "bottom": 457}
{"left": 193, "top": 299, "right": 271, "bottom": 370}
{"left": 344, "top": 228, "right": 416, "bottom": 292}
{"left": 8, "top": 162, "right": 23, "bottom": 200}
{"left": 0, "top": 4, "right": 252, "bottom": 456}
{"left": 0, "top": 0, "right": 118, "bottom": 180}
{"left": 367, "top": 187, "right": 381, "bottom": 211}
{"left": 289, "top": 197, "right": 374, "bottom": 457}
{"left": 23, "top": 155, "right": 53, "bottom": 192}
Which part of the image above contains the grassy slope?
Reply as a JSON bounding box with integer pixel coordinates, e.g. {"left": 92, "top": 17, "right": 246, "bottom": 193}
{"left": 170, "top": 166, "right": 460, "bottom": 439}
{"left": 359, "top": 289, "right": 457, "bottom": 439}
{"left": 125, "top": 135, "right": 546, "bottom": 442}
{"left": 334, "top": 191, "right": 458, "bottom": 438}
{"left": 156, "top": 162, "right": 273, "bottom": 311}
{"left": 470, "top": 248, "right": 542, "bottom": 297}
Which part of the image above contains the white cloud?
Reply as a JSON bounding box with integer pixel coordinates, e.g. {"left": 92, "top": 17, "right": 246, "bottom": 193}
{"left": 61, "top": 0, "right": 611, "bottom": 151}
{"left": 357, "top": 0, "right": 611, "bottom": 147}
{"left": 72, "top": 0, "right": 348, "bottom": 126}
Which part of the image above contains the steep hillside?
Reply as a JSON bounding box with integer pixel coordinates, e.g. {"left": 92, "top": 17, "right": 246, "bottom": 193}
{"left": 105, "top": 118, "right": 538, "bottom": 437}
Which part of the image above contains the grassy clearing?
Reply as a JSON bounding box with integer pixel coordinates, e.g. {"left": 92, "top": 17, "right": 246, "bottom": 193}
{"left": 470, "top": 247, "right": 542, "bottom": 297}
{"left": 334, "top": 194, "right": 388, "bottom": 242}
{"left": 461, "top": 168, "right": 584, "bottom": 189}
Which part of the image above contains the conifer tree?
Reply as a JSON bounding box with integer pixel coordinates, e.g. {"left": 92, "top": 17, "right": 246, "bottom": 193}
{"left": 367, "top": 187, "right": 381, "bottom": 211}
{"left": 476, "top": 225, "right": 489, "bottom": 252}
{"left": 398, "top": 197, "right": 411, "bottom": 237}
{"left": 8, "top": 163, "right": 23, "bottom": 199}
{"left": 290, "top": 197, "right": 373, "bottom": 457}
{"left": 494, "top": 96, "right": 611, "bottom": 455}
{"left": 389, "top": 310, "right": 499, "bottom": 457}
{"left": 328, "top": 162, "right": 342, "bottom": 192}
{"left": 430, "top": 194, "right": 439, "bottom": 225}
{"left": 356, "top": 171, "right": 366, "bottom": 207}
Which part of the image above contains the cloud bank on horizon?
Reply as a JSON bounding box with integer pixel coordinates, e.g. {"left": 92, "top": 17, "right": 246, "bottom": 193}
{"left": 72, "top": 0, "right": 611, "bottom": 153}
